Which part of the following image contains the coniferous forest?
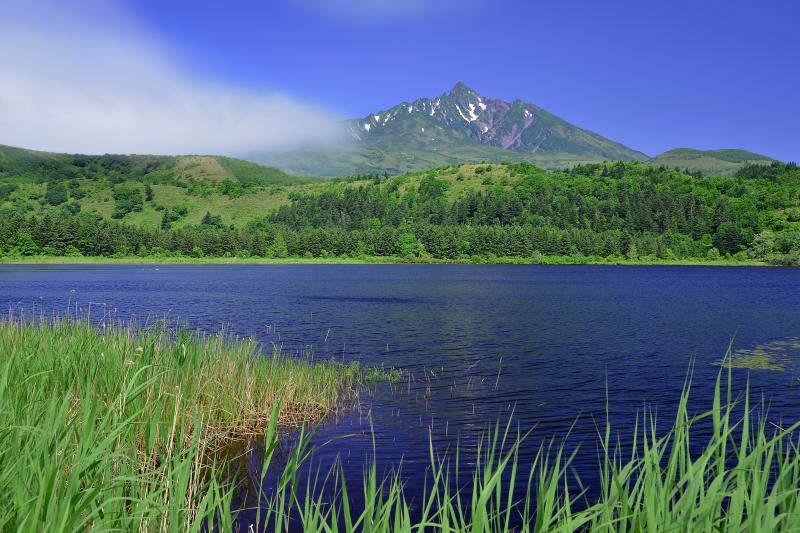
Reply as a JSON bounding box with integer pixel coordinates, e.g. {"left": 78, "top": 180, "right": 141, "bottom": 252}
{"left": 1, "top": 158, "right": 799, "bottom": 264}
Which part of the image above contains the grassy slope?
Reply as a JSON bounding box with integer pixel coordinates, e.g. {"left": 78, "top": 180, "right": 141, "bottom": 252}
{"left": 0, "top": 144, "right": 322, "bottom": 227}
{"left": 2, "top": 145, "right": 535, "bottom": 228}
{"left": 650, "top": 148, "right": 773, "bottom": 176}
{"left": 0, "top": 144, "right": 314, "bottom": 185}
{"left": 8, "top": 178, "right": 320, "bottom": 227}
{"left": 169, "top": 163, "right": 528, "bottom": 226}
{"left": 77, "top": 182, "right": 317, "bottom": 227}
{"left": 3, "top": 161, "right": 585, "bottom": 227}
{"left": 2, "top": 142, "right": 783, "bottom": 228}
{"left": 2, "top": 157, "right": 792, "bottom": 231}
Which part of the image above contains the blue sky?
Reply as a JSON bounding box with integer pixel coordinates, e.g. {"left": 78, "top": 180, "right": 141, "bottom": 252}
{"left": 123, "top": 0, "right": 799, "bottom": 160}
{"left": 1, "top": 0, "right": 797, "bottom": 160}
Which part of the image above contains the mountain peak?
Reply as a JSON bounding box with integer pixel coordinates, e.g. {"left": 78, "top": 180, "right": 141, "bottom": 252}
{"left": 450, "top": 81, "right": 477, "bottom": 96}
{"left": 328, "top": 84, "right": 647, "bottom": 177}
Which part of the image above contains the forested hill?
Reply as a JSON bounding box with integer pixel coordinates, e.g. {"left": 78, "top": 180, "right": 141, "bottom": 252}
{"left": 261, "top": 161, "right": 800, "bottom": 262}
{"left": 1, "top": 154, "right": 799, "bottom": 265}
{"left": 0, "top": 144, "right": 317, "bottom": 226}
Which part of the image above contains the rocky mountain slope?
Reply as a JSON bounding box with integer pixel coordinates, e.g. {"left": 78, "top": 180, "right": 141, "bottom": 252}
{"left": 257, "top": 83, "right": 648, "bottom": 177}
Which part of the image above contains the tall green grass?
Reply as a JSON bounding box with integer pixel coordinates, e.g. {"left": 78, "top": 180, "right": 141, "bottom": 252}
{"left": 247, "top": 370, "right": 800, "bottom": 531}
{"left": 2, "top": 319, "right": 800, "bottom": 531}
{"left": 0, "top": 317, "right": 393, "bottom": 531}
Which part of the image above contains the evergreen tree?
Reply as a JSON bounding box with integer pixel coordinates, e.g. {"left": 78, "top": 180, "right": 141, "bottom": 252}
{"left": 45, "top": 183, "right": 68, "bottom": 206}
{"left": 268, "top": 232, "right": 288, "bottom": 258}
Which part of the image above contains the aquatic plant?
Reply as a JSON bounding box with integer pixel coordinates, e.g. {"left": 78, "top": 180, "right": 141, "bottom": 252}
{"left": 716, "top": 337, "right": 800, "bottom": 371}
{"left": 239, "top": 365, "right": 800, "bottom": 531}
{"left": 2, "top": 319, "right": 800, "bottom": 531}
{"left": 0, "top": 317, "right": 394, "bottom": 530}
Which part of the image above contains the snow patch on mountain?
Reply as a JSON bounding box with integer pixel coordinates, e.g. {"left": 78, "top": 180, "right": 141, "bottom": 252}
{"left": 466, "top": 102, "right": 479, "bottom": 121}
{"left": 341, "top": 82, "right": 646, "bottom": 167}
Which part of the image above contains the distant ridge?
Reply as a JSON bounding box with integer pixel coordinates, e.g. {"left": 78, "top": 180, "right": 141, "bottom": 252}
{"left": 649, "top": 148, "right": 773, "bottom": 176}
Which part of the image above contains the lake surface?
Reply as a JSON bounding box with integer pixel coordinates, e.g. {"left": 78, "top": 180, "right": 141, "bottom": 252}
{"left": 2, "top": 264, "right": 800, "bottom": 522}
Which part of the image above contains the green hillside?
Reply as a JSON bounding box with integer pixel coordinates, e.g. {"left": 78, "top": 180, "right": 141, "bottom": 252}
{"left": 2, "top": 142, "right": 799, "bottom": 265}
{"left": 0, "top": 145, "right": 319, "bottom": 227}
{"left": 650, "top": 148, "right": 773, "bottom": 176}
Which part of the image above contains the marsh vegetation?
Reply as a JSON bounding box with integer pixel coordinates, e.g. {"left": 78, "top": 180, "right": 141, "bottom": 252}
{"left": 2, "top": 317, "right": 800, "bottom": 530}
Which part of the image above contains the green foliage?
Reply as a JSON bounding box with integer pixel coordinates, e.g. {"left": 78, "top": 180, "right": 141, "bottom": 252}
{"left": 396, "top": 232, "right": 427, "bottom": 258}
{"left": 1, "top": 156, "right": 798, "bottom": 264}
{"left": 44, "top": 181, "right": 68, "bottom": 206}
{"left": 160, "top": 208, "right": 170, "bottom": 230}
{"left": 217, "top": 178, "right": 243, "bottom": 198}
{"left": 0, "top": 182, "right": 16, "bottom": 200}
{"left": 160, "top": 204, "right": 189, "bottom": 229}
{"left": 200, "top": 210, "right": 223, "bottom": 228}
{"left": 263, "top": 161, "right": 800, "bottom": 261}
{"left": 61, "top": 201, "right": 81, "bottom": 215}
{"left": 276, "top": 367, "right": 800, "bottom": 531}
{"left": 112, "top": 185, "right": 143, "bottom": 218}
{"left": 6, "top": 320, "right": 794, "bottom": 530}
{"left": 268, "top": 232, "right": 288, "bottom": 258}
{"left": 417, "top": 175, "right": 449, "bottom": 200}
{"left": 0, "top": 318, "right": 392, "bottom": 531}
{"left": 64, "top": 244, "right": 83, "bottom": 257}
{"left": 5, "top": 231, "right": 39, "bottom": 256}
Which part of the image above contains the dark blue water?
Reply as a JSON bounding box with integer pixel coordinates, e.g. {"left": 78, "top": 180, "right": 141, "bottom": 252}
{"left": 2, "top": 264, "right": 800, "bottom": 522}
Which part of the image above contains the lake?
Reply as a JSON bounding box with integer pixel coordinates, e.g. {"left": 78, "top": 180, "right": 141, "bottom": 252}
{"left": 2, "top": 264, "right": 800, "bottom": 521}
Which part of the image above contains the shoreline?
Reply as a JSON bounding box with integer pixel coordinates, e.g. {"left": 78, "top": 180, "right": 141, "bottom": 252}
{"left": 0, "top": 254, "right": 773, "bottom": 267}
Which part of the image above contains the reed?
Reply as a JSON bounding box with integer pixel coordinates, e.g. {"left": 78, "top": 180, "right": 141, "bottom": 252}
{"left": 3, "top": 319, "right": 800, "bottom": 531}
{"left": 241, "top": 364, "right": 800, "bottom": 531}
{"left": 0, "top": 317, "right": 395, "bottom": 531}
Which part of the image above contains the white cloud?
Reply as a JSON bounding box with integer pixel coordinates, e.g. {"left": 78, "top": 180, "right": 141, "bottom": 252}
{"left": 0, "top": 0, "right": 342, "bottom": 155}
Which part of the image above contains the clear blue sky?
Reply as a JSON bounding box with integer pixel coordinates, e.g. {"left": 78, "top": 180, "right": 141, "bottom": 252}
{"left": 6, "top": 0, "right": 799, "bottom": 160}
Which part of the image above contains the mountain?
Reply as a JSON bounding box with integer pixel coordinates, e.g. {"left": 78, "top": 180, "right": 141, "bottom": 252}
{"left": 649, "top": 148, "right": 773, "bottom": 176}
{"left": 256, "top": 82, "right": 648, "bottom": 177}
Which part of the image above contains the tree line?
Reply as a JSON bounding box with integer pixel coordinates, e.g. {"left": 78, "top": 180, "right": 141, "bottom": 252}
{"left": 0, "top": 161, "right": 798, "bottom": 263}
